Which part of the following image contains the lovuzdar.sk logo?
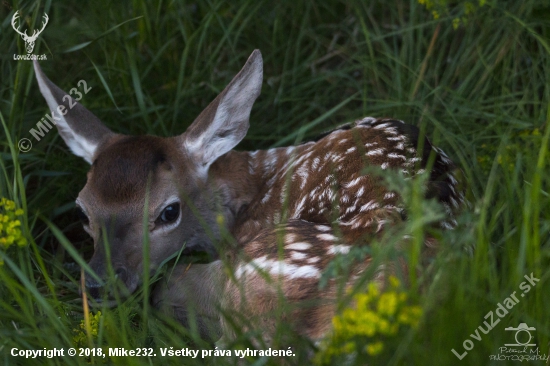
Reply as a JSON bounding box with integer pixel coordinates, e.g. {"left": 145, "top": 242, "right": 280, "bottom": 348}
{"left": 11, "top": 10, "right": 48, "bottom": 60}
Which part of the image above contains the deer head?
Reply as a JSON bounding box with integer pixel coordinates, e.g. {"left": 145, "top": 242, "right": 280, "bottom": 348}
{"left": 12, "top": 11, "right": 48, "bottom": 54}
{"left": 33, "top": 50, "right": 263, "bottom": 303}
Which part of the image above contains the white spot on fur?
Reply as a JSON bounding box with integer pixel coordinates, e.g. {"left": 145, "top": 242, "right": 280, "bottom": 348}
{"left": 315, "top": 225, "right": 331, "bottom": 232}
{"left": 331, "top": 153, "right": 344, "bottom": 163}
{"left": 312, "top": 157, "right": 321, "bottom": 171}
{"left": 286, "top": 242, "right": 311, "bottom": 251}
{"left": 376, "top": 219, "right": 389, "bottom": 232}
{"left": 345, "top": 205, "right": 357, "bottom": 214}
{"left": 373, "top": 123, "right": 391, "bottom": 129}
{"left": 263, "top": 149, "right": 279, "bottom": 174}
{"left": 358, "top": 117, "right": 377, "bottom": 125}
{"left": 285, "top": 233, "right": 298, "bottom": 244}
{"left": 387, "top": 153, "right": 407, "bottom": 160}
{"left": 367, "top": 148, "right": 385, "bottom": 156}
{"left": 291, "top": 196, "right": 308, "bottom": 218}
{"left": 387, "top": 136, "right": 407, "bottom": 141}
{"left": 360, "top": 200, "right": 379, "bottom": 212}
{"left": 346, "top": 147, "right": 356, "bottom": 154}
{"left": 295, "top": 165, "right": 311, "bottom": 190}
{"left": 344, "top": 176, "right": 362, "bottom": 188}
{"left": 441, "top": 221, "right": 454, "bottom": 230}
{"left": 327, "top": 245, "right": 351, "bottom": 255}
{"left": 317, "top": 233, "right": 338, "bottom": 241}
{"left": 235, "top": 256, "right": 320, "bottom": 279}
{"left": 450, "top": 197, "right": 459, "bottom": 208}
{"left": 405, "top": 157, "right": 422, "bottom": 166}
{"left": 309, "top": 187, "right": 319, "bottom": 198}
{"left": 290, "top": 251, "right": 308, "bottom": 261}
{"left": 354, "top": 218, "right": 369, "bottom": 230}
{"left": 261, "top": 189, "right": 272, "bottom": 204}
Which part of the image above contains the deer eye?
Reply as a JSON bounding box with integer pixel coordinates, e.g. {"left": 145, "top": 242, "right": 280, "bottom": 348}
{"left": 75, "top": 206, "right": 89, "bottom": 225}
{"left": 158, "top": 203, "right": 180, "bottom": 224}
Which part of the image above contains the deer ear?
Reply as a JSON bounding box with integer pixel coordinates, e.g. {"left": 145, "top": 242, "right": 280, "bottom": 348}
{"left": 181, "top": 50, "right": 263, "bottom": 175}
{"left": 33, "top": 60, "right": 114, "bottom": 164}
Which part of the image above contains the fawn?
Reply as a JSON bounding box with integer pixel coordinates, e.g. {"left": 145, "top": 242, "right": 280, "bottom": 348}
{"left": 34, "top": 50, "right": 464, "bottom": 341}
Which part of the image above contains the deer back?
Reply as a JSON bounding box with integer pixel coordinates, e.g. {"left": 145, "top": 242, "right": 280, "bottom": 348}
{"left": 224, "top": 117, "right": 463, "bottom": 246}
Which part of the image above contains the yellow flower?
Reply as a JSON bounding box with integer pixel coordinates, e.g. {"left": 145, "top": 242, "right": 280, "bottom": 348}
{"left": 453, "top": 18, "right": 461, "bottom": 29}
{"left": 73, "top": 311, "right": 103, "bottom": 348}
{"left": 389, "top": 275, "right": 400, "bottom": 288}
{"left": 316, "top": 276, "right": 423, "bottom": 363}
{"left": 0, "top": 198, "right": 28, "bottom": 257}
{"left": 216, "top": 214, "right": 225, "bottom": 226}
{"left": 378, "top": 292, "right": 398, "bottom": 316}
{"left": 365, "top": 341, "right": 384, "bottom": 356}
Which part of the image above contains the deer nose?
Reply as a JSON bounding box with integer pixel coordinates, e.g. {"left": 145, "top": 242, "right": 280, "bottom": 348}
{"left": 82, "top": 268, "right": 127, "bottom": 300}
{"left": 84, "top": 277, "right": 104, "bottom": 300}
{"left": 115, "top": 267, "right": 127, "bottom": 282}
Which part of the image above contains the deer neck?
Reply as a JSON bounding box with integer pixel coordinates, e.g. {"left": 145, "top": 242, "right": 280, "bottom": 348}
{"left": 208, "top": 146, "right": 304, "bottom": 239}
{"left": 208, "top": 150, "right": 258, "bottom": 223}
{"left": 152, "top": 260, "right": 224, "bottom": 340}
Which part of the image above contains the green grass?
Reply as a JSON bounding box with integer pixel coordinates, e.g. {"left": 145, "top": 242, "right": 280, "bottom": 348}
{"left": 1, "top": 0, "right": 549, "bottom": 365}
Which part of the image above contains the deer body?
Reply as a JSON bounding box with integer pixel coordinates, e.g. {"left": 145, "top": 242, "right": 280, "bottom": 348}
{"left": 34, "top": 50, "right": 463, "bottom": 342}
{"left": 152, "top": 220, "right": 369, "bottom": 341}
{"left": 214, "top": 117, "right": 460, "bottom": 247}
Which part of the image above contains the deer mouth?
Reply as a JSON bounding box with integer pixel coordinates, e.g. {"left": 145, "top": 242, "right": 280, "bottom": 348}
{"left": 81, "top": 270, "right": 140, "bottom": 307}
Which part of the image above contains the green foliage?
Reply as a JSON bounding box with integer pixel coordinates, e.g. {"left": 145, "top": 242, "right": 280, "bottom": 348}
{"left": 0, "top": 0, "right": 549, "bottom": 365}
{"left": 418, "top": 0, "right": 488, "bottom": 28}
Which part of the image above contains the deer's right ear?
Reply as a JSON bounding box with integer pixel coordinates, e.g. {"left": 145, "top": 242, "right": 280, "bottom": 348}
{"left": 180, "top": 50, "right": 263, "bottom": 176}
{"left": 33, "top": 61, "right": 114, "bottom": 164}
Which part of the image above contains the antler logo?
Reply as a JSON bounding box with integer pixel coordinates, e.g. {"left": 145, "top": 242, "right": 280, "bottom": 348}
{"left": 11, "top": 11, "right": 49, "bottom": 54}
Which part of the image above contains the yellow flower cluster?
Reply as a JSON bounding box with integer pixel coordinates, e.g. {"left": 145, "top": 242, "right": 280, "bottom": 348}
{"left": 73, "top": 311, "right": 102, "bottom": 348}
{"left": 477, "top": 128, "right": 544, "bottom": 173}
{"left": 0, "top": 198, "right": 27, "bottom": 264}
{"left": 417, "top": 0, "right": 487, "bottom": 29}
{"left": 316, "top": 276, "right": 422, "bottom": 364}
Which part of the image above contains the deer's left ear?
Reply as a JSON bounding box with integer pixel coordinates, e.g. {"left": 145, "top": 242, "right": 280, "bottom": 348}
{"left": 33, "top": 60, "right": 114, "bottom": 164}
{"left": 181, "top": 50, "right": 263, "bottom": 175}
